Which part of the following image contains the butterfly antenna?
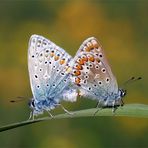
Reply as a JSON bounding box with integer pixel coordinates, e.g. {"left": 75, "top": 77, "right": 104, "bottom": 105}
{"left": 122, "top": 76, "right": 142, "bottom": 88}
{"left": 9, "top": 96, "right": 27, "bottom": 103}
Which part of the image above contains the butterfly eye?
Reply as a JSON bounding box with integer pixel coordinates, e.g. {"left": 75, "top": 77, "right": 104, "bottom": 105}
{"left": 29, "top": 99, "right": 35, "bottom": 108}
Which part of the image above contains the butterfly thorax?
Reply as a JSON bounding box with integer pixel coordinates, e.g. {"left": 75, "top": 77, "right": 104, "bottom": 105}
{"left": 29, "top": 97, "right": 59, "bottom": 115}
{"left": 99, "top": 88, "right": 126, "bottom": 107}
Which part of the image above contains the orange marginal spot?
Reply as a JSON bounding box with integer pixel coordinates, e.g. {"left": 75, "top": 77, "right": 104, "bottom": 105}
{"left": 87, "top": 42, "right": 94, "bottom": 49}
{"left": 77, "top": 58, "right": 85, "bottom": 65}
{"left": 88, "top": 56, "right": 95, "bottom": 62}
{"left": 54, "top": 56, "right": 59, "bottom": 61}
{"left": 75, "top": 77, "right": 81, "bottom": 85}
{"left": 60, "top": 59, "right": 65, "bottom": 65}
{"left": 73, "top": 70, "right": 81, "bottom": 76}
{"left": 83, "top": 45, "right": 91, "bottom": 52}
{"left": 82, "top": 56, "right": 88, "bottom": 62}
{"left": 75, "top": 64, "right": 83, "bottom": 70}
{"left": 50, "top": 53, "right": 54, "bottom": 57}
{"left": 85, "top": 46, "right": 91, "bottom": 52}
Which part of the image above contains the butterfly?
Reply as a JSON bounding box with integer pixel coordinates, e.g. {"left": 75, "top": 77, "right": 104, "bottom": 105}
{"left": 71, "top": 37, "right": 126, "bottom": 112}
{"left": 28, "top": 35, "right": 78, "bottom": 119}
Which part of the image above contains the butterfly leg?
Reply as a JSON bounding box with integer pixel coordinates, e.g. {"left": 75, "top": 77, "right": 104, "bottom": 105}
{"left": 112, "top": 100, "right": 118, "bottom": 114}
{"left": 47, "top": 110, "right": 54, "bottom": 118}
{"left": 96, "top": 101, "right": 101, "bottom": 108}
{"left": 58, "top": 104, "right": 74, "bottom": 115}
{"left": 93, "top": 102, "right": 102, "bottom": 116}
{"left": 112, "top": 107, "right": 118, "bottom": 114}
{"left": 28, "top": 111, "right": 34, "bottom": 120}
{"left": 121, "top": 99, "right": 124, "bottom": 106}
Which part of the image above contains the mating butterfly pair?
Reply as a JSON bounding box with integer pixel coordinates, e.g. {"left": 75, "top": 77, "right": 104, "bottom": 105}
{"left": 28, "top": 35, "right": 126, "bottom": 119}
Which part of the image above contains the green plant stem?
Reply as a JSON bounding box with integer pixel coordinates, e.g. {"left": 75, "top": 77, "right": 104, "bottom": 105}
{"left": 0, "top": 104, "right": 148, "bottom": 133}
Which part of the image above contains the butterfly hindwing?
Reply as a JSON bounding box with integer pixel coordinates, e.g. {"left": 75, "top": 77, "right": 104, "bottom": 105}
{"left": 28, "top": 35, "right": 73, "bottom": 102}
{"left": 72, "top": 37, "right": 118, "bottom": 101}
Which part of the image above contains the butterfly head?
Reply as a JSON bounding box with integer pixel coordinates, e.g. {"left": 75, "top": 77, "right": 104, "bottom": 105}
{"left": 119, "top": 88, "right": 126, "bottom": 98}
{"left": 28, "top": 98, "right": 35, "bottom": 110}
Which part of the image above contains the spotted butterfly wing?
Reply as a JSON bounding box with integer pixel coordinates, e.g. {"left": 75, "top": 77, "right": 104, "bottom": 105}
{"left": 28, "top": 35, "right": 77, "bottom": 117}
{"left": 72, "top": 37, "right": 123, "bottom": 107}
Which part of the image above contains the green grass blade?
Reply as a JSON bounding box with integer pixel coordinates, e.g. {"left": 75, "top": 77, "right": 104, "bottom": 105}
{"left": 0, "top": 104, "right": 148, "bottom": 133}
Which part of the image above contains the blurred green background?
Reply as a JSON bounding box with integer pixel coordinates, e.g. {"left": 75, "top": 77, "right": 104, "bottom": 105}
{"left": 0, "top": 0, "right": 148, "bottom": 147}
